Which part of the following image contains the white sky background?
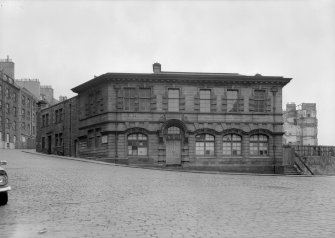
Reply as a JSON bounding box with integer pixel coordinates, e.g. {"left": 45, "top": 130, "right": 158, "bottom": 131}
{"left": 1, "top": 0, "right": 334, "bottom": 145}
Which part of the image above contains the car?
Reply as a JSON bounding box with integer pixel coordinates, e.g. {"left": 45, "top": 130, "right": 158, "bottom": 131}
{"left": 0, "top": 161, "right": 11, "bottom": 206}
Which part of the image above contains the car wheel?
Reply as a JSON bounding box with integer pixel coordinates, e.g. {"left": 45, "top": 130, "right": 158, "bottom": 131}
{"left": 0, "top": 192, "right": 8, "bottom": 206}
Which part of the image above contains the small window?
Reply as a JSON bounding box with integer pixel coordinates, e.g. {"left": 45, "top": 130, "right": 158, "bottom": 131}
{"left": 254, "top": 90, "right": 266, "bottom": 112}
{"left": 168, "top": 89, "right": 180, "bottom": 112}
{"left": 200, "top": 89, "right": 211, "bottom": 112}
{"left": 227, "top": 90, "right": 239, "bottom": 112}
{"left": 139, "top": 88, "right": 151, "bottom": 111}
{"left": 128, "top": 133, "right": 148, "bottom": 156}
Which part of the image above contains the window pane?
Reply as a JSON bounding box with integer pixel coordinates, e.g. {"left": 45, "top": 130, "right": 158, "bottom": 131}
{"left": 200, "top": 90, "right": 211, "bottom": 99}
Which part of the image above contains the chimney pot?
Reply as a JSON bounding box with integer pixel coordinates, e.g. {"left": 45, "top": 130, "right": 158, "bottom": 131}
{"left": 153, "top": 62, "right": 161, "bottom": 73}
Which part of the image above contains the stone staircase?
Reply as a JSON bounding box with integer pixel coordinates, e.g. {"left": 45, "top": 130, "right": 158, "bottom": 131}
{"left": 283, "top": 165, "right": 302, "bottom": 175}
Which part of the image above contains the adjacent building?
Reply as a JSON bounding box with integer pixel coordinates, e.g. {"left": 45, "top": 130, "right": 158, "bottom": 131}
{"left": 283, "top": 103, "right": 318, "bottom": 146}
{"left": 36, "top": 63, "right": 291, "bottom": 173}
{"left": 0, "top": 71, "right": 38, "bottom": 149}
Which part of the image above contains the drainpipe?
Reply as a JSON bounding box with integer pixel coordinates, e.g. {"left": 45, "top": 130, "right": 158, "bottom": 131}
{"left": 271, "top": 87, "right": 278, "bottom": 173}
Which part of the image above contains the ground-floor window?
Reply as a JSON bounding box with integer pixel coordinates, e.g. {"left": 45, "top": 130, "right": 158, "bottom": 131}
{"left": 196, "top": 134, "right": 215, "bottom": 156}
{"left": 250, "top": 134, "right": 268, "bottom": 156}
{"left": 223, "top": 134, "right": 242, "bottom": 156}
{"left": 128, "top": 133, "right": 148, "bottom": 156}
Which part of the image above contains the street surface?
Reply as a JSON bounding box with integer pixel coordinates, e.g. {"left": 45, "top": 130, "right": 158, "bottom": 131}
{"left": 0, "top": 150, "right": 335, "bottom": 238}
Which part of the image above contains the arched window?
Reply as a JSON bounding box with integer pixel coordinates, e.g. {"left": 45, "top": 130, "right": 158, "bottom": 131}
{"left": 196, "top": 134, "right": 215, "bottom": 156}
{"left": 167, "top": 126, "right": 180, "bottom": 134}
{"left": 128, "top": 133, "right": 148, "bottom": 156}
{"left": 223, "top": 134, "right": 242, "bottom": 156}
{"left": 250, "top": 134, "right": 268, "bottom": 156}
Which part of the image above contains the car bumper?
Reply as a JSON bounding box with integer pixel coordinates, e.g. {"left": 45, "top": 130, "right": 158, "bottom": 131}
{"left": 0, "top": 186, "right": 11, "bottom": 192}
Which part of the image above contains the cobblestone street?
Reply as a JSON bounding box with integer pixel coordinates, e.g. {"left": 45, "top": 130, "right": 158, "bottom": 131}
{"left": 0, "top": 150, "right": 335, "bottom": 237}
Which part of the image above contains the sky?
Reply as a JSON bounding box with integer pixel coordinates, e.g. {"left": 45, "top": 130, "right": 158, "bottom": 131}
{"left": 1, "top": 0, "right": 334, "bottom": 145}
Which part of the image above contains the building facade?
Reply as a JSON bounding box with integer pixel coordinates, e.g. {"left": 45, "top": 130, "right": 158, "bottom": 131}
{"left": 36, "top": 63, "right": 291, "bottom": 173}
{"left": 0, "top": 71, "right": 38, "bottom": 149}
{"left": 283, "top": 103, "right": 318, "bottom": 146}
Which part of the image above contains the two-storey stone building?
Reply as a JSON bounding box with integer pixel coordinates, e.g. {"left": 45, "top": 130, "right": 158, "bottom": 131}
{"left": 37, "top": 63, "right": 291, "bottom": 173}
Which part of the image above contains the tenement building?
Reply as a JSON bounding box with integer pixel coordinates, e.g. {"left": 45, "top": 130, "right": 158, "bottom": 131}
{"left": 36, "top": 63, "right": 291, "bottom": 173}
{"left": 283, "top": 103, "right": 318, "bottom": 146}
{"left": 0, "top": 70, "right": 38, "bottom": 149}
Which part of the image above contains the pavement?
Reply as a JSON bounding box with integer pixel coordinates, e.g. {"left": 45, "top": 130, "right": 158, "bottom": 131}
{"left": 0, "top": 149, "right": 335, "bottom": 238}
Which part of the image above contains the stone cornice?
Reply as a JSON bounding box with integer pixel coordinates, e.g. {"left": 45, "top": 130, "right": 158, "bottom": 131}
{"left": 72, "top": 72, "right": 292, "bottom": 93}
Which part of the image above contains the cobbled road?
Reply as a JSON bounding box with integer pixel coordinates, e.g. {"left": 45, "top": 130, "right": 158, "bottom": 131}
{"left": 0, "top": 150, "right": 335, "bottom": 238}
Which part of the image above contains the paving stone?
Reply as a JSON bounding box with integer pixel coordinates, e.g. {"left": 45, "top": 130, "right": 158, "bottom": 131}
{"left": 1, "top": 150, "right": 335, "bottom": 238}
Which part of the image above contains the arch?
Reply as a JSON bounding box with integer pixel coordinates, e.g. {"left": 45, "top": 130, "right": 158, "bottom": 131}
{"left": 194, "top": 128, "right": 219, "bottom": 135}
{"left": 160, "top": 119, "right": 187, "bottom": 135}
{"left": 222, "top": 128, "right": 246, "bottom": 136}
{"left": 249, "top": 128, "right": 273, "bottom": 137}
{"left": 125, "top": 127, "right": 150, "bottom": 136}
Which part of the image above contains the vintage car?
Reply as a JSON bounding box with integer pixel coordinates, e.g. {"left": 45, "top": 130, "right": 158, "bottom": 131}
{"left": 0, "top": 161, "right": 11, "bottom": 206}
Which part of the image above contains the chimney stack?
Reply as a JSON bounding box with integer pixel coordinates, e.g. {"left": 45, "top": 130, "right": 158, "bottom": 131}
{"left": 153, "top": 62, "right": 161, "bottom": 73}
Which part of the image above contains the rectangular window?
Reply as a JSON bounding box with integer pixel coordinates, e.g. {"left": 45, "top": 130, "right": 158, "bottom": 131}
{"left": 21, "top": 122, "right": 25, "bottom": 130}
{"left": 22, "top": 95, "right": 25, "bottom": 105}
{"left": 46, "top": 114, "right": 49, "bottom": 126}
{"left": 6, "top": 103, "right": 10, "bottom": 114}
{"left": 254, "top": 90, "right": 266, "bottom": 112}
{"left": 139, "top": 88, "right": 151, "bottom": 111}
{"left": 42, "top": 115, "right": 46, "bottom": 127}
{"left": 6, "top": 119, "right": 10, "bottom": 129}
{"left": 14, "top": 107, "right": 17, "bottom": 117}
{"left": 227, "top": 90, "right": 239, "bottom": 112}
{"left": 124, "top": 88, "right": 135, "bottom": 111}
{"left": 13, "top": 93, "right": 17, "bottom": 102}
{"left": 21, "top": 109, "right": 25, "bottom": 119}
{"left": 168, "top": 89, "right": 180, "bottom": 112}
{"left": 200, "top": 89, "right": 211, "bottom": 112}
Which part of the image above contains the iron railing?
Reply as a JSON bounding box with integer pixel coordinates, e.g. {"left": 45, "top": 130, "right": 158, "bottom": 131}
{"left": 292, "top": 145, "right": 335, "bottom": 157}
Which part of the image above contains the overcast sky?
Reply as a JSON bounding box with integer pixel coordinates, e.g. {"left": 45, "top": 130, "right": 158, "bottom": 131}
{"left": 1, "top": 0, "right": 334, "bottom": 145}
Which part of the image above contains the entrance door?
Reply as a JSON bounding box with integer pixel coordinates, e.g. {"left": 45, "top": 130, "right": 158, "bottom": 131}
{"left": 47, "top": 136, "right": 52, "bottom": 154}
{"left": 166, "top": 140, "right": 181, "bottom": 165}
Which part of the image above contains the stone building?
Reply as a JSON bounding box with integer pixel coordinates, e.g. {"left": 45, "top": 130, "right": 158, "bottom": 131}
{"left": 283, "top": 103, "right": 318, "bottom": 146}
{"left": 0, "top": 71, "right": 38, "bottom": 149}
{"left": 36, "top": 63, "right": 291, "bottom": 173}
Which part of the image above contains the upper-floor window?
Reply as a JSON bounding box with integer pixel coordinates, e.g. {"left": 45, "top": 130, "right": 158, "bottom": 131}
{"left": 5, "top": 103, "right": 10, "bottom": 114}
{"left": 13, "top": 121, "right": 17, "bottom": 131}
{"left": 21, "top": 109, "right": 25, "bottom": 119}
{"left": 13, "top": 107, "right": 17, "bottom": 117}
{"left": 124, "top": 88, "right": 135, "bottom": 111}
{"left": 45, "top": 113, "right": 49, "bottom": 126}
{"left": 195, "top": 134, "right": 215, "bottom": 156}
{"left": 250, "top": 134, "right": 268, "bottom": 156}
{"left": 222, "top": 134, "right": 242, "bottom": 156}
{"left": 22, "top": 95, "right": 26, "bottom": 105}
{"left": 6, "top": 118, "right": 10, "bottom": 129}
{"left": 27, "top": 98, "right": 30, "bottom": 107}
{"left": 168, "top": 89, "right": 179, "bottom": 112}
{"left": 0, "top": 85, "right": 2, "bottom": 96}
{"left": 254, "top": 90, "right": 266, "bottom": 112}
{"left": 139, "top": 88, "right": 151, "bottom": 111}
{"left": 5, "top": 88, "right": 9, "bottom": 99}
{"left": 13, "top": 93, "right": 17, "bottom": 102}
{"left": 200, "top": 89, "right": 211, "bottom": 112}
{"left": 227, "top": 90, "right": 239, "bottom": 112}
{"left": 55, "top": 108, "right": 63, "bottom": 123}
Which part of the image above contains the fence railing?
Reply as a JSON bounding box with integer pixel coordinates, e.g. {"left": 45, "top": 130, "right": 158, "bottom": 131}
{"left": 292, "top": 145, "right": 335, "bottom": 157}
